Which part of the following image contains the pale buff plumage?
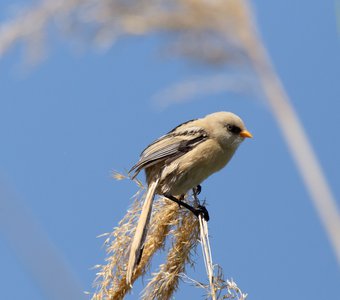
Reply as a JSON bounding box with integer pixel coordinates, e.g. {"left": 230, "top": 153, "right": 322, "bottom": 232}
{"left": 126, "top": 111, "right": 252, "bottom": 285}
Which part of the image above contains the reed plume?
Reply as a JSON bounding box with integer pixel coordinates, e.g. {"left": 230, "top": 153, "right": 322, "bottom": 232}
{"left": 92, "top": 174, "right": 246, "bottom": 300}
{"left": 93, "top": 172, "right": 186, "bottom": 299}
{"left": 141, "top": 208, "right": 199, "bottom": 300}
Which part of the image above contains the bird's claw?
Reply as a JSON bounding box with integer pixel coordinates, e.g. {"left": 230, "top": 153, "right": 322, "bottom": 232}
{"left": 194, "top": 205, "right": 210, "bottom": 222}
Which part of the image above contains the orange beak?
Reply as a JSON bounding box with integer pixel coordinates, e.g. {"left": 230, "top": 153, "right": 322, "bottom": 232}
{"left": 240, "top": 130, "right": 253, "bottom": 138}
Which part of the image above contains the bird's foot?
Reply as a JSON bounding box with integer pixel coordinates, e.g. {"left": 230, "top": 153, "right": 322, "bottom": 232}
{"left": 192, "top": 204, "right": 210, "bottom": 222}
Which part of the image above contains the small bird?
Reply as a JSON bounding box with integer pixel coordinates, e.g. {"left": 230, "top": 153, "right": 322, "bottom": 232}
{"left": 126, "top": 111, "right": 252, "bottom": 284}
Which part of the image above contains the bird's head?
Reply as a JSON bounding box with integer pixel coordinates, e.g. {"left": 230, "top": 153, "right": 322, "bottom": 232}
{"left": 204, "top": 111, "right": 252, "bottom": 149}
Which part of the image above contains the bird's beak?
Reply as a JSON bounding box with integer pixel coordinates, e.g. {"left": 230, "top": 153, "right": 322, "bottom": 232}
{"left": 240, "top": 130, "right": 253, "bottom": 138}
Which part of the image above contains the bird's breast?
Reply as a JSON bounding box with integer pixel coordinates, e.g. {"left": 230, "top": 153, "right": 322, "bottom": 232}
{"left": 159, "top": 139, "right": 236, "bottom": 196}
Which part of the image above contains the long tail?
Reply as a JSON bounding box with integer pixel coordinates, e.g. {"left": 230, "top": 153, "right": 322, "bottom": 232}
{"left": 126, "top": 178, "right": 160, "bottom": 285}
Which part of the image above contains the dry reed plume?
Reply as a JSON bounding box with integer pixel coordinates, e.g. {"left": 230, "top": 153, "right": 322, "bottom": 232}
{"left": 92, "top": 174, "right": 246, "bottom": 299}
{"left": 92, "top": 189, "right": 180, "bottom": 299}
{"left": 141, "top": 208, "right": 199, "bottom": 300}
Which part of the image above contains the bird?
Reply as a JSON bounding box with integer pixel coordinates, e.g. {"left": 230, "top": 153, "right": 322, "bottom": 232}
{"left": 126, "top": 111, "right": 252, "bottom": 285}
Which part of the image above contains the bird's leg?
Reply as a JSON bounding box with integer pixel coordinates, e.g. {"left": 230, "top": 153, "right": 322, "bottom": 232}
{"left": 192, "top": 184, "right": 202, "bottom": 197}
{"left": 163, "top": 193, "right": 209, "bottom": 221}
{"left": 191, "top": 185, "right": 209, "bottom": 222}
{"left": 163, "top": 194, "right": 193, "bottom": 211}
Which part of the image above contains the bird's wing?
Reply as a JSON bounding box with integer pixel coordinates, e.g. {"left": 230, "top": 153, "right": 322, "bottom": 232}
{"left": 129, "top": 125, "right": 208, "bottom": 179}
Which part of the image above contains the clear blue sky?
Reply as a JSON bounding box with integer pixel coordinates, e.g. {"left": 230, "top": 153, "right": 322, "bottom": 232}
{"left": 1, "top": 1, "right": 340, "bottom": 299}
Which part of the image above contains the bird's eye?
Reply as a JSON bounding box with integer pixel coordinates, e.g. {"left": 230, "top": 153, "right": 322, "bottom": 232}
{"left": 226, "top": 124, "right": 241, "bottom": 134}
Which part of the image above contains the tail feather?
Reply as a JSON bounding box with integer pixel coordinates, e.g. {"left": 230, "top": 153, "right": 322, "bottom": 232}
{"left": 126, "top": 178, "right": 159, "bottom": 285}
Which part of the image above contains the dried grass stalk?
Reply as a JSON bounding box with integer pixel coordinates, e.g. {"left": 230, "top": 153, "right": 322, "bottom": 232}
{"left": 92, "top": 193, "right": 180, "bottom": 300}
{"left": 213, "top": 266, "right": 247, "bottom": 300}
{"left": 179, "top": 266, "right": 247, "bottom": 300}
{"left": 142, "top": 208, "right": 199, "bottom": 300}
{"left": 198, "top": 214, "right": 216, "bottom": 300}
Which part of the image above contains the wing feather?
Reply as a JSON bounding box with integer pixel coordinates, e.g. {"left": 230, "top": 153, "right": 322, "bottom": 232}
{"left": 129, "top": 126, "right": 208, "bottom": 179}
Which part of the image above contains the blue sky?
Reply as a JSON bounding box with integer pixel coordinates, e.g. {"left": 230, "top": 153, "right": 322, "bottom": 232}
{"left": 1, "top": 1, "right": 340, "bottom": 299}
